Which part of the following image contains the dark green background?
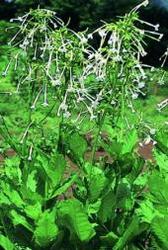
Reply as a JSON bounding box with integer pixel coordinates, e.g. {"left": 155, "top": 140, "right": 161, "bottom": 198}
{"left": 1, "top": 0, "right": 168, "bottom": 66}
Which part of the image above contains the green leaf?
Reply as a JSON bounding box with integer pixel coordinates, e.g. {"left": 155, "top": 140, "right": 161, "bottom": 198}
{"left": 51, "top": 153, "right": 66, "bottom": 187}
{"left": 37, "top": 153, "right": 66, "bottom": 188}
{"left": 100, "top": 231, "right": 118, "bottom": 245}
{"left": 24, "top": 202, "right": 42, "bottom": 221}
{"left": 50, "top": 174, "right": 77, "bottom": 199}
{"left": 10, "top": 210, "right": 33, "bottom": 232}
{"left": 5, "top": 157, "right": 22, "bottom": 184}
{"left": 67, "top": 132, "right": 87, "bottom": 161}
{"left": 0, "top": 235, "right": 14, "bottom": 250}
{"left": 0, "top": 192, "right": 11, "bottom": 205}
{"left": 121, "top": 129, "right": 138, "bottom": 155}
{"left": 84, "top": 163, "right": 108, "bottom": 202}
{"left": 154, "top": 150, "right": 168, "bottom": 173}
{"left": 116, "top": 181, "right": 133, "bottom": 211}
{"left": 5, "top": 157, "right": 20, "bottom": 169}
{"left": 57, "top": 199, "right": 96, "bottom": 242}
{"left": 86, "top": 199, "right": 101, "bottom": 217}
{"left": 133, "top": 173, "right": 148, "bottom": 187}
{"left": 1, "top": 182, "right": 24, "bottom": 208}
{"left": 102, "top": 123, "right": 115, "bottom": 139}
{"left": 98, "top": 190, "right": 116, "bottom": 223}
{"left": 152, "top": 216, "right": 168, "bottom": 250}
{"left": 148, "top": 171, "right": 168, "bottom": 205}
{"left": 156, "top": 128, "right": 168, "bottom": 153}
{"left": 34, "top": 210, "right": 58, "bottom": 247}
{"left": 113, "top": 217, "right": 142, "bottom": 250}
{"left": 20, "top": 185, "right": 43, "bottom": 203}
{"left": 103, "top": 141, "right": 122, "bottom": 156}
{"left": 26, "top": 170, "right": 37, "bottom": 192}
{"left": 136, "top": 200, "right": 162, "bottom": 224}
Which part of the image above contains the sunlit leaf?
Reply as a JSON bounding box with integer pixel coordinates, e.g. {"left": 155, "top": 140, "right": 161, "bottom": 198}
{"left": 34, "top": 210, "right": 58, "bottom": 247}
{"left": 0, "top": 235, "right": 14, "bottom": 250}
{"left": 57, "top": 199, "right": 96, "bottom": 242}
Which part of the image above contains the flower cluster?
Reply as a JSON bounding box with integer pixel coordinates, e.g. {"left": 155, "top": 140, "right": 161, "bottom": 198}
{"left": 2, "top": 2, "right": 164, "bottom": 121}
{"left": 3, "top": 9, "right": 95, "bottom": 119}
{"left": 157, "top": 98, "right": 168, "bottom": 112}
{"left": 81, "top": 3, "right": 162, "bottom": 115}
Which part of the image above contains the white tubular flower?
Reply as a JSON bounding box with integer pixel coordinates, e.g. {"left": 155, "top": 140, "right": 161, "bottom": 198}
{"left": 87, "top": 33, "right": 93, "bottom": 39}
{"left": 90, "top": 114, "right": 97, "bottom": 120}
{"left": 51, "top": 79, "right": 61, "bottom": 86}
{"left": 132, "top": 93, "right": 139, "bottom": 100}
{"left": 154, "top": 24, "right": 160, "bottom": 31}
{"left": 144, "top": 135, "right": 152, "bottom": 145}
{"left": 132, "top": 0, "right": 149, "bottom": 12}
{"left": 57, "top": 102, "right": 67, "bottom": 116}
{"left": 157, "top": 99, "right": 168, "bottom": 111}
{"left": 108, "top": 34, "right": 114, "bottom": 45}
{"left": 98, "top": 29, "right": 106, "bottom": 38}
{"left": 28, "top": 145, "right": 33, "bottom": 161}
{"left": 150, "top": 128, "right": 156, "bottom": 135}
{"left": 138, "top": 82, "right": 145, "bottom": 89}
{"left": 42, "top": 101, "right": 49, "bottom": 107}
{"left": 80, "top": 36, "right": 88, "bottom": 44}
{"left": 60, "top": 102, "right": 68, "bottom": 111}
{"left": 2, "top": 59, "right": 12, "bottom": 77}
{"left": 91, "top": 100, "right": 99, "bottom": 109}
{"left": 63, "top": 111, "right": 71, "bottom": 118}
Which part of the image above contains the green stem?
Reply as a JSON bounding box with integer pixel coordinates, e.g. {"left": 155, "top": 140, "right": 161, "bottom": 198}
{"left": 38, "top": 102, "right": 57, "bottom": 125}
{"left": 120, "top": 83, "right": 125, "bottom": 139}
{"left": 91, "top": 111, "right": 106, "bottom": 164}
{"left": 0, "top": 116, "right": 21, "bottom": 156}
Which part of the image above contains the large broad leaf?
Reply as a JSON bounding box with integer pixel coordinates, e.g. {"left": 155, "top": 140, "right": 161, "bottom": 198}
{"left": 113, "top": 216, "right": 146, "bottom": 250}
{"left": 154, "top": 150, "right": 168, "bottom": 173}
{"left": 116, "top": 181, "right": 134, "bottom": 211}
{"left": 24, "top": 202, "right": 42, "bottom": 221}
{"left": 121, "top": 129, "right": 138, "bottom": 155}
{"left": 1, "top": 182, "right": 24, "bottom": 208}
{"left": 102, "top": 123, "right": 116, "bottom": 139}
{"left": 156, "top": 128, "right": 168, "bottom": 154}
{"left": 148, "top": 171, "right": 168, "bottom": 205}
{"left": 5, "top": 157, "right": 22, "bottom": 184}
{"left": 0, "top": 235, "right": 14, "bottom": 250}
{"left": 86, "top": 199, "right": 101, "bottom": 217}
{"left": 37, "top": 153, "right": 66, "bottom": 188}
{"left": 103, "top": 129, "right": 138, "bottom": 157}
{"left": 152, "top": 216, "right": 168, "bottom": 250}
{"left": 100, "top": 231, "right": 118, "bottom": 245}
{"left": 50, "top": 174, "right": 77, "bottom": 199}
{"left": 66, "top": 132, "right": 87, "bottom": 161}
{"left": 10, "top": 210, "right": 33, "bottom": 232}
{"left": 51, "top": 153, "right": 66, "bottom": 186}
{"left": 20, "top": 185, "right": 43, "bottom": 204}
{"left": 57, "top": 199, "right": 96, "bottom": 242}
{"left": 102, "top": 141, "right": 122, "bottom": 156}
{"left": 136, "top": 200, "right": 162, "bottom": 224}
{"left": 98, "top": 190, "right": 116, "bottom": 223}
{"left": 0, "top": 192, "right": 11, "bottom": 206}
{"left": 34, "top": 210, "right": 58, "bottom": 247}
{"left": 26, "top": 170, "right": 37, "bottom": 193}
{"left": 84, "top": 163, "right": 108, "bottom": 202}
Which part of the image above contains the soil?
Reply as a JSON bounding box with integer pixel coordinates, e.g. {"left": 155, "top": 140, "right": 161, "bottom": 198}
{"left": 0, "top": 136, "right": 154, "bottom": 200}
{"left": 0, "top": 149, "right": 16, "bottom": 165}
{"left": 0, "top": 139, "right": 154, "bottom": 165}
{"left": 138, "top": 141, "right": 154, "bottom": 161}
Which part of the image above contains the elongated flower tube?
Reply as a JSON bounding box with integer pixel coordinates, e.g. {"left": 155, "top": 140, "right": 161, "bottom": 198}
{"left": 4, "top": 8, "right": 96, "bottom": 119}
{"left": 83, "top": 4, "right": 163, "bottom": 117}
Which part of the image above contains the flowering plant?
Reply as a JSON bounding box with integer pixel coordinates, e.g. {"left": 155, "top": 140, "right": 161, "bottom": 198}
{"left": 1, "top": 3, "right": 168, "bottom": 250}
